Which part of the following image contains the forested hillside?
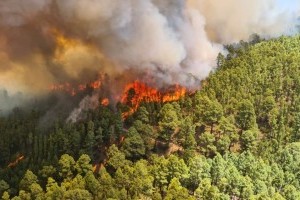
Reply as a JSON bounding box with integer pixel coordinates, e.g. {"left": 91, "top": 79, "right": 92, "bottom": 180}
{"left": 1, "top": 35, "right": 300, "bottom": 199}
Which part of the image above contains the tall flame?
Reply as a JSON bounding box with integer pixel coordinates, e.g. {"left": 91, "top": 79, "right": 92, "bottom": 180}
{"left": 121, "top": 81, "right": 186, "bottom": 118}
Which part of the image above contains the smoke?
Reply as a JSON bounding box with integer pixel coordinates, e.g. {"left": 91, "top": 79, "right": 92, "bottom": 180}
{"left": 67, "top": 92, "right": 100, "bottom": 123}
{"left": 190, "top": 0, "right": 299, "bottom": 42}
{"left": 0, "top": 89, "right": 27, "bottom": 114}
{"left": 0, "top": 0, "right": 299, "bottom": 111}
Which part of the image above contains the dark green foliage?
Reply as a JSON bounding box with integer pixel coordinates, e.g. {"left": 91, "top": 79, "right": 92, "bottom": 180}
{"left": 121, "top": 127, "right": 146, "bottom": 159}
{"left": 236, "top": 100, "right": 257, "bottom": 130}
{"left": 158, "top": 103, "right": 180, "bottom": 140}
{"left": 19, "top": 170, "right": 38, "bottom": 192}
{"left": 0, "top": 180, "right": 9, "bottom": 197}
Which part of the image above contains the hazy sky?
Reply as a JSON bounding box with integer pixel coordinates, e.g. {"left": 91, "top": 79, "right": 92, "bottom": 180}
{"left": 277, "top": 0, "right": 299, "bottom": 11}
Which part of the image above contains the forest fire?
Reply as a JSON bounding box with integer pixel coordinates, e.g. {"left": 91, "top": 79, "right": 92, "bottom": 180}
{"left": 121, "top": 81, "right": 187, "bottom": 118}
{"left": 121, "top": 81, "right": 186, "bottom": 105}
{"left": 45, "top": 29, "right": 190, "bottom": 119}
{"left": 7, "top": 155, "right": 25, "bottom": 168}
{"left": 49, "top": 79, "right": 102, "bottom": 96}
{"left": 50, "top": 79, "right": 187, "bottom": 105}
{"left": 162, "top": 84, "right": 187, "bottom": 102}
{"left": 50, "top": 79, "right": 187, "bottom": 119}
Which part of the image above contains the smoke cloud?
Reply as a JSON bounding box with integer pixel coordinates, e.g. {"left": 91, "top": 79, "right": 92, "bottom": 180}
{"left": 0, "top": 0, "right": 299, "bottom": 106}
{"left": 0, "top": 89, "right": 27, "bottom": 114}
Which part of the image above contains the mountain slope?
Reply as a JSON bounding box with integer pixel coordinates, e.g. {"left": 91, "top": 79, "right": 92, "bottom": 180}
{"left": 1, "top": 35, "right": 300, "bottom": 199}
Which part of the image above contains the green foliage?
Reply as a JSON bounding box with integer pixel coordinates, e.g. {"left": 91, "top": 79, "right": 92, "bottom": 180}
{"left": 165, "top": 178, "right": 193, "bottom": 200}
{"left": 75, "top": 154, "right": 93, "bottom": 176}
{"left": 136, "top": 106, "right": 150, "bottom": 124}
{"left": 97, "top": 168, "right": 116, "bottom": 199}
{"left": 0, "top": 180, "right": 9, "bottom": 196}
{"left": 63, "top": 189, "right": 92, "bottom": 200}
{"left": 133, "top": 120, "right": 157, "bottom": 152}
{"left": 2, "top": 191, "right": 10, "bottom": 200}
{"left": 158, "top": 103, "right": 180, "bottom": 140}
{"left": 19, "top": 170, "right": 38, "bottom": 192}
{"left": 240, "top": 129, "right": 258, "bottom": 151}
{"left": 166, "top": 155, "right": 189, "bottom": 182}
{"left": 58, "top": 154, "right": 75, "bottom": 180}
{"left": 121, "top": 127, "right": 146, "bottom": 159}
{"left": 2, "top": 35, "right": 300, "bottom": 199}
{"left": 106, "top": 145, "right": 128, "bottom": 170}
{"left": 236, "top": 100, "right": 257, "bottom": 130}
{"left": 38, "top": 166, "right": 56, "bottom": 180}
{"left": 195, "top": 178, "right": 225, "bottom": 200}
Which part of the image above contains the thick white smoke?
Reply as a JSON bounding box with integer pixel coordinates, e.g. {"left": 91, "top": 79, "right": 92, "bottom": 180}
{"left": 55, "top": 0, "right": 299, "bottom": 87}
{"left": 0, "top": 0, "right": 299, "bottom": 106}
{"left": 67, "top": 92, "right": 100, "bottom": 123}
{"left": 191, "top": 0, "right": 299, "bottom": 42}
{"left": 55, "top": 0, "right": 221, "bottom": 87}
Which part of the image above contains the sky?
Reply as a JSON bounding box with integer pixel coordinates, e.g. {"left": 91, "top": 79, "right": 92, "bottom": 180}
{"left": 277, "top": 0, "right": 299, "bottom": 12}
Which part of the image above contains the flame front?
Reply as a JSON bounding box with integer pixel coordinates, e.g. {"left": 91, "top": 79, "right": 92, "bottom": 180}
{"left": 162, "top": 84, "right": 187, "bottom": 102}
{"left": 121, "top": 81, "right": 187, "bottom": 118}
{"left": 47, "top": 30, "right": 188, "bottom": 119}
{"left": 49, "top": 77, "right": 103, "bottom": 96}
{"left": 121, "top": 81, "right": 161, "bottom": 106}
{"left": 50, "top": 79, "right": 187, "bottom": 119}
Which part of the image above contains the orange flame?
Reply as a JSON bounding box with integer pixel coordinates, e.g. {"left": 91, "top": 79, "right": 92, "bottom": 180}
{"left": 93, "top": 163, "right": 105, "bottom": 173}
{"left": 49, "top": 78, "right": 103, "bottom": 96}
{"left": 49, "top": 78, "right": 187, "bottom": 119}
{"left": 162, "top": 84, "right": 186, "bottom": 102}
{"left": 92, "top": 164, "right": 98, "bottom": 172}
{"left": 7, "top": 155, "right": 25, "bottom": 168}
{"left": 89, "top": 80, "right": 101, "bottom": 89}
{"left": 101, "top": 98, "right": 110, "bottom": 106}
{"left": 121, "top": 81, "right": 186, "bottom": 118}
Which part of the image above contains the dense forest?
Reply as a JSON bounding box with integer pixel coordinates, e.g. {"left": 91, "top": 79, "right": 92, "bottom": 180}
{"left": 1, "top": 35, "right": 300, "bottom": 199}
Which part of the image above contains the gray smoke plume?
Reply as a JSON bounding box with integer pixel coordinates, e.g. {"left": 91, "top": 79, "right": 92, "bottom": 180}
{"left": 67, "top": 92, "right": 100, "bottom": 123}
{"left": 0, "top": 89, "right": 27, "bottom": 114}
{"left": 0, "top": 0, "right": 299, "bottom": 111}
